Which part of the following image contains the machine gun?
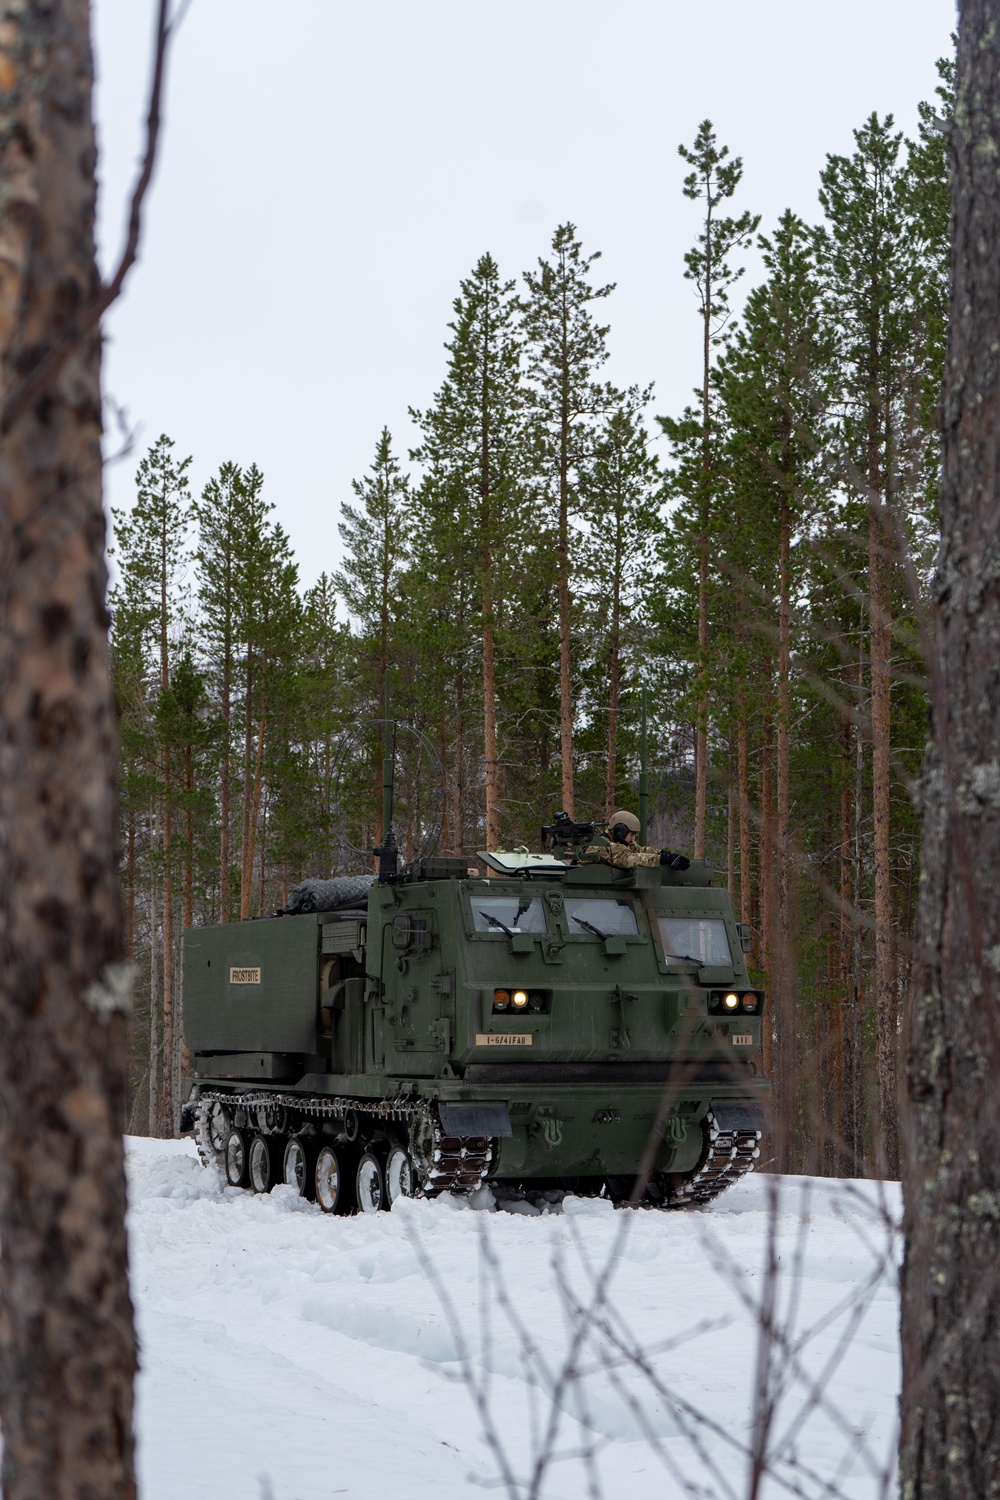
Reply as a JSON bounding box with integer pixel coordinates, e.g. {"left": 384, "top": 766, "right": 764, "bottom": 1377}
{"left": 541, "top": 810, "right": 606, "bottom": 861}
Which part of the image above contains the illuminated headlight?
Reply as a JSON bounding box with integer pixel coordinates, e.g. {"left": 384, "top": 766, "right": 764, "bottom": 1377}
{"left": 511, "top": 990, "right": 529, "bottom": 1009}
{"left": 723, "top": 992, "right": 740, "bottom": 1010}
{"left": 493, "top": 989, "right": 510, "bottom": 1011}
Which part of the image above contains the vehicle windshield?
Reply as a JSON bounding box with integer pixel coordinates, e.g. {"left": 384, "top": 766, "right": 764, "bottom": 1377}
{"left": 657, "top": 916, "right": 732, "bottom": 966}
{"left": 471, "top": 895, "right": 547, "bottom": 934}
{"left": 565, "top": 897, "right": 639, "bottom": 938}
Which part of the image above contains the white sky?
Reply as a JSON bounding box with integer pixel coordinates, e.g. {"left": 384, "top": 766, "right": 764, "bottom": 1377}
{"left": 94, "top": 0, "right": 956, "bottom": 590}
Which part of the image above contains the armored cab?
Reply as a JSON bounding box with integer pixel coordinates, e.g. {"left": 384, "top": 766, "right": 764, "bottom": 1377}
{"left": 183, "top": 847, "right": 769, "bottom": 1212}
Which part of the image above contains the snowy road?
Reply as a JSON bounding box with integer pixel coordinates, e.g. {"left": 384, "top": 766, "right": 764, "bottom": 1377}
{"left": 127, "top": 1138, "right": 901, "bottom": 1500}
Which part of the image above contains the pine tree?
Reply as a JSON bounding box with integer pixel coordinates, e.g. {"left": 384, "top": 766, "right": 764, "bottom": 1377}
{"left": 819, "top": 113, "right": 919, "bottom": 1176}
{"left": 412, "top": 254, "right": 526, "bottom": 848}
{"left": 716, "top": 212, "right": 833, "bottom": 1170}
{"left": 194, "top": 462, "right": 251, "bottom": 923}
{"left": 110, "top": 434, "right": 192, "bottom": 1135}
{"left": 578, "top": 387, "right": 662, "bottom": 816}
{"left": 335, "top": 430, "right": 412, "bottom": 847}
{"left": 521, "top": 223, "right": 615, "bottom": 818}
{"left": 670, "top": 121, "right": 759, "bottom": 858}
{"left": 228, "top": 472, "right": 300, "bottom": 919}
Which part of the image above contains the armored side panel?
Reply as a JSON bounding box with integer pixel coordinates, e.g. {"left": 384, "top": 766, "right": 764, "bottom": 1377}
{"left": 184, "top": 914, "right": 322, "bottom": 1055}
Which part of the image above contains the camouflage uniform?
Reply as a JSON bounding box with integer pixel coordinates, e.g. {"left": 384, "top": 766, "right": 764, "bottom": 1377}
{"left": 581, "top": 834, "right": 664, "bottom": 870}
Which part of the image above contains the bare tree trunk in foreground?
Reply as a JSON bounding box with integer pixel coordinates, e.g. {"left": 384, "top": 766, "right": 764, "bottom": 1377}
{"left": 900, "top": 4, "right": 1000, "bottom": 1492}
{"left": 0, "top": 3, "right": 138, "bottom": 1495}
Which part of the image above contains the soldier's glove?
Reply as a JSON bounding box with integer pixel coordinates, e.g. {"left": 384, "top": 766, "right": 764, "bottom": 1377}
{"left": 659, "top": 849, "right": 691, "bottom": 870}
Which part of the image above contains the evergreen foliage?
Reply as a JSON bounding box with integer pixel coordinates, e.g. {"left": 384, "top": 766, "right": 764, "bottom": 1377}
{"left": 112, "top": 56, "right": 952, "bottom": 1172}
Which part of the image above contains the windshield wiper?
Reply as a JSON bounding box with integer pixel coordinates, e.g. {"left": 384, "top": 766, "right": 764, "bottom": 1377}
{"left": 480, "top": 910, "right": 516, "bottom": 937}
{"left": 664, "top": 950, "right": 702, "bottom": 965}
{"left": 571, "top": 914, "right": 610, "bottom": 940}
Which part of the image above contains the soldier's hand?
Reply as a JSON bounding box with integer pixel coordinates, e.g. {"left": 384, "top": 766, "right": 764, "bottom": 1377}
{"left": 659, "top": 849, "right": 691, "bottom": 871}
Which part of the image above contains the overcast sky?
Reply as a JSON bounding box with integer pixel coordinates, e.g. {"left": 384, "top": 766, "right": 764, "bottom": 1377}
{"left": 93, "top": 1, "right": 956, "bottom": 590}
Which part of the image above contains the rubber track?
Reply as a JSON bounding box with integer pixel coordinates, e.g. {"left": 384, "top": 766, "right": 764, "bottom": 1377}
{"left": 192, "top": 1089, "right": 492, "bottom": 1197}
{"left": 665, "top": 1108, "right": 761, "bottom": 1208}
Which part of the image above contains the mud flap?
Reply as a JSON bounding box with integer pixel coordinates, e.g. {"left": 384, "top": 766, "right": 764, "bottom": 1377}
{"left": 710, "top": 1099, "right": 768, "bottom": 1134}
{"left": 438, "top": 1101, "right": 513, "bottom": 1138}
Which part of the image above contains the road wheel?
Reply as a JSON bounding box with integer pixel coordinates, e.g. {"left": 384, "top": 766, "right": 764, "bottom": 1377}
{"left": 248, "top": 1133, "right": 276, "bottom": 1193}
{"left": 315, "top": 1144, "right": 354, "bottom": 1214}
{"left": 283, "top": 1136, "right": 314, "bottom": 1198}
{"left": 357, "top": 1151, "right": 385, "bottom": 1213}
{"left": 206, "top": 1101, "right": 231, "bottom": 1155}
{"left": 225, "top": 1128, "right": 248, "bottom": 1188}
{"left": 385, "top": 1146, "right": 414, "bottom": 1207}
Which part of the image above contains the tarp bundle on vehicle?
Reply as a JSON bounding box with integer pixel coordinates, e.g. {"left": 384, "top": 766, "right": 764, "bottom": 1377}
{"left": 283, "top": 875, "right": 376, "bottom": 914}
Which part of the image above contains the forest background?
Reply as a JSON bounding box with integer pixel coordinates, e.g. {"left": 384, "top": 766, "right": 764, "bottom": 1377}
{"left": 112, "top": 54, "right": 952, "bottom": 1179}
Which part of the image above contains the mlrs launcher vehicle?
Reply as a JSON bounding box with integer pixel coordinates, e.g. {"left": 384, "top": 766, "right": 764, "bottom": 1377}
{"left": 183, "top": 698, "right": 769, "bottom": 1212}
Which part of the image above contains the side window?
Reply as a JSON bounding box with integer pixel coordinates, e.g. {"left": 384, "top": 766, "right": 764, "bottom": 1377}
{"left": 564, "top": 897, "right": 639, "bottom": 937}
{"left": 470, "top": 895, "right": 547, "bottom": 934}
{"left": 391, "top": 913, "right": 433, "bottom": 953}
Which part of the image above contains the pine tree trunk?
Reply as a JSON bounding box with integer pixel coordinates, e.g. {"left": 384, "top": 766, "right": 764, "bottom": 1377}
{"left": 0, "top": 5, "right": 137, "bottom": 1490}
{"left": 605, "top": 559, "right": 622, "bottom": 816}
{"left": 759, "top": 699, "right": 774, "bottom": 1082}
{"left": 160, "top": 765, "right": 174, "bottom": 1135}
{"left": 438, "top": 713, "right": 452, "bottom": 854}
{"left": 241, "top": 677, "right": 268, "bottom": 920}
{"left": 727, "top": 772, "right": 735, "bottom": 899}
{"left": 480, "top": 331, "right": 501, "bottom": 850}
{"left": 126, "top": 811, "right": 136, "bottom": 956}
{"left": 158, "top": 483, "right": 174, "bottom": 1135}
{"left": 240, "top": 657, "right": 255, "bottom": 915}
{"left": 776, "top": 504, "right": 793, "bottom": 1173}
{"left": 838, "top": 743, "right": 855, "bottom": 1177}
{"left": 694, "top": 533, "right": 709, "bottom": 858}
{"left": 738, "top": 683, "right": 752, "bottom": 928}
{"left": 219, "top": 645, "right": 231, "bottom": 923}
{"left": 257, "top": 793, "right": 267, "bottom": 914}
{"left": 822, "top": 790, "right": 839, "bottom": 1177}
{"left": 557, "top": 395, "right": 574, "bottom": 816}
{"left": 694, "top": 201, "right": 714, "bottom": 860}
{"left": 482, "top": 601, "right": 499, "bottom": 847}
{"left": 850, "top": 628, "right": 866, "bottom": 1175}
{"left": 869, "top": 504, "right": 898, "bottom": 1176}
{"left": 148, "top": 858, "right": 159, "bottom": 1136}
{"left": 184, "top": 743, "right": 194, "bottom": 930}
{"left": 900, "top": 10, "right": 1000, "bottom": 1486}
{"left": 453, "top": 672, "right": 464, "bottom": 854}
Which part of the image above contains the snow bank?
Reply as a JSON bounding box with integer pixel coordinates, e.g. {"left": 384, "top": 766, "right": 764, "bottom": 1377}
{"left": 125, "top": 1138, "right": 901, "bottom": 1500}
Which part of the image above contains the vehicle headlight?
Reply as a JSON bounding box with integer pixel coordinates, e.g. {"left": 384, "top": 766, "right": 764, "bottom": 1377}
{"left": 723, "top": 992, "right": 740, "bottom": 1010}
{"left": 511, "top": 990, "right": 528, "bottom": 1009}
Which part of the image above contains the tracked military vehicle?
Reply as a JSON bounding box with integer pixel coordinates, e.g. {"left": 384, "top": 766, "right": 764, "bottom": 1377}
{"left": 183, "top": 694, "right": 769, "bottom": 1212}
{"left": 183, "top": 850, "right": 770, "bottom": 1212}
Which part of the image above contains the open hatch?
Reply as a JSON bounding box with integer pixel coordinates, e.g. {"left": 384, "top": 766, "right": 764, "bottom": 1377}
{"left": 477, "top": 849, "right": 571, "bottom": 876}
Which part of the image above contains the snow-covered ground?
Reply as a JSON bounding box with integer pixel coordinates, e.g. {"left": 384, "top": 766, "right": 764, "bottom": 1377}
{"left": 127, "top": 1137, "right": 901, "bottom": 1500}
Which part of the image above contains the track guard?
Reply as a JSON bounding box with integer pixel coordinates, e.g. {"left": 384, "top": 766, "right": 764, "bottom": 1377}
{"left": 438, "top": 1101, "right": 513, "bottom": 1138}
{"left": 710, "top": 1099, "right": 768, "bottom": 1134}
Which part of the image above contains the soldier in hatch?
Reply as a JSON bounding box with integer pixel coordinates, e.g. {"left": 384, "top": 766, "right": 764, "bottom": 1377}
{"left": 583, "top": 810, "right": 691, "bottom": 871}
